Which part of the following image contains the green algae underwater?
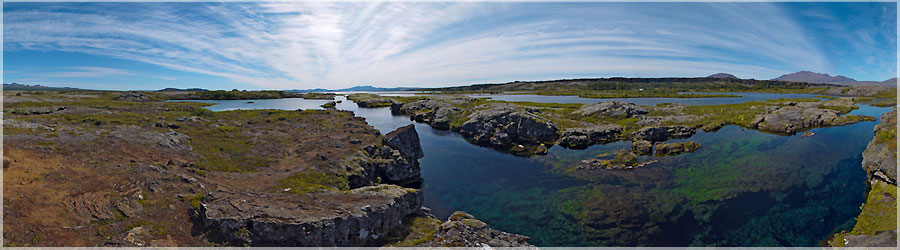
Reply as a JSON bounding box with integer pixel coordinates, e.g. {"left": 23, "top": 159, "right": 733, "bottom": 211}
{"left": 418, "top": 104, "right": 892, "bottom": 247}
{"left": 198, "top": 96, "right": 891, "bottom": 247}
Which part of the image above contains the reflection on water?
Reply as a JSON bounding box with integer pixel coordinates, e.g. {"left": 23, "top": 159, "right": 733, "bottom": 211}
{"left": 191, "top": 94, "right": 890, "bottom": 247}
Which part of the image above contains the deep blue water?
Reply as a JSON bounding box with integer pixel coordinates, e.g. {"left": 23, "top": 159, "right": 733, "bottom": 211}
{"left": 192, "top": 94, "right": 890, "bottom": 247}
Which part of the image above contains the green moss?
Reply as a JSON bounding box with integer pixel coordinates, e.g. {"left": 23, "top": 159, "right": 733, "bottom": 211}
{"left": 233, "top": 228, "right": 251, "bottom": 238}
{"left": 387, "top": 216, "right": 442, "bottom": 247}
{"left": 817, "top": 104, "right": 858, "bottom": 114}
{"left": 274, "top": 171, "right": 349, "bottom": 194}
{"left": 850, "top": 181, "right": 897, "bottom": 235}
{"left": 186, "top": 193, "right": 205, "bottom": 210}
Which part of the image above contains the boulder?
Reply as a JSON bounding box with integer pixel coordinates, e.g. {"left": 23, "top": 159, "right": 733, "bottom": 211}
{"left": 198, "top": 185, "right": 423, "bottom": 247}
{"left": 574, "top": 101, "right": 648, "bottom": 118}
{"left": 631, "top": 140, "right": 652, "bottom": 155}
{"left": 391, "top": 99, "right": 461, "bottom": 130}
{"left": 654, "top": 141, "right": 702, "bottom": 156}
{"left": 113, "top": 91, "right": 152, "bottom": 102}
{"left": 843, "top": 230, "right": 897, "bottom": 247}
{"left": 631, "top": 126, "right": 696, "bottom": 142}
{"left": 456, "top": 104, "right": 558, "bottom": 149}
{"left": 756, "top": 106, "right": 876, "bottom": 134}
{"left": 425, "top": 211, "right": 534, "bottom": 247}
{"left": 383, "top": 125, "right": 424, "bottom": 159}
{"left": 558, "top": 124, "right": 623, "bottom": 149}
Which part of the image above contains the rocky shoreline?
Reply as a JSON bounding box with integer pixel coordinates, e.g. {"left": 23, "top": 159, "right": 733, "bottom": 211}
{"left": 2, "top": 90, "right": 532, "bottom": 247}
{"left": 351, "top": 94, "right": 876, "bottom": 159}
{"left": 829, "top": 107, "right": 897, "bottom": 247}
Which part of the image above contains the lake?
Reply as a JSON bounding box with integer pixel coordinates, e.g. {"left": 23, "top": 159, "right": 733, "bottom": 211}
{"left": 194, "top": 94, "right": 890, "bottom": 247}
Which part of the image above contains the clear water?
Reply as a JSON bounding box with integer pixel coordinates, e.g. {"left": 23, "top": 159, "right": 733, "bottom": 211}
{"left": 192, "top": 95, "right": 889, "bottom": 247}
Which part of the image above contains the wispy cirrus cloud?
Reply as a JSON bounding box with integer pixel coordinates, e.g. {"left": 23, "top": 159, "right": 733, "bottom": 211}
{"left": 3, "top": 2, "right": 895, "bottom": 90}
{"left": 44, "top": 66, "right": 135, "bottom": 78}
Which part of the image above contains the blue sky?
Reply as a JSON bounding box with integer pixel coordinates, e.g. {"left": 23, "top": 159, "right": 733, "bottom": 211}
{"left": 3, "top": 2, "right": 897, "bottom": 90}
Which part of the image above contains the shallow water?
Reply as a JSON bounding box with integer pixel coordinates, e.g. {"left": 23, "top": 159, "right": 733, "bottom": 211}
{"left": 194, "top": 95, "right": 890, "bottom": 247}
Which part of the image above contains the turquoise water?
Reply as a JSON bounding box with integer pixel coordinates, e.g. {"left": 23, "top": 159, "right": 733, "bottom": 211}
{"left": 195, "top": 95, "right": 890, "bottom": 247}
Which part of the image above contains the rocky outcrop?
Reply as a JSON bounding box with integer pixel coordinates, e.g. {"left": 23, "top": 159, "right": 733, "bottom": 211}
{"left": 113, "top": 91, "right": 152, "bottom": 102}
{"left": 352, "top": 125, "right": 425, "bottom": 188}
{"left": 654, "top": 141, "right": 702, "bottom": 156}
{"left": 11, "top": 106, "right": 68, "bottom": 115}
{"left": 754, "top": 105, "right": 876, "bottom": 135}
{"left": 197, "top": 184, "right": 423, "bottom": 247}
{"left": 424, "top": 211, "right": 533, "bottom": 247}
{"left": 455, "top": 103, "right": 559, "bottom": 150}
{"left": 631, "top": 140, "right": 652, "bottom": 155}
{"left": 391, "top": 99, "right": 461, "bottom": 130}
{"left": 383, "top": 124, "right": 424, "bottom": 160}
{"left": 631, "top": 125, "right": 696, "bottom": 142}
{"left": 862, "top": 107, "right": 897, "bottom": 184}
{"left": 574, "top": 101, "right": 647, "bottom": 118}
{"left": 830, "top": 108, "right": 897, "bottom": 247}
{"left": 557, "top": 124, "right": 623, "bottom": 149}
{"left": 842, "top": 230, "right": 897, "bottom": 247}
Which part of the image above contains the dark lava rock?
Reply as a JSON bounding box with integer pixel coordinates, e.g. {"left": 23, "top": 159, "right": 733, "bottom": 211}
{"left": 654, "top": 141, "right": 701, "bottom": 156}
{"left": 862, "top": 107, "right": 897, "bottom": 184}
{"left": 843, "top": 230, "right": 897, "bottom": 247}
{"left": 574, "top": 101, "right": 648, "bottom": 118}
{"left": 631, "top": 125, "right": 696, "bottom": 142}
{"left": 456, "top": 104, "right": 558, "bottom": 149}
{"left": 354, "top": 125, "right": 426, "bottom": 188}
{"left": 113, "top": 91, "right": 152, "bottom": 102}
{"left": 11, "top": 106, "right": 67, "bottom": 115}
{"left": 631, "top": 140, "right": 652, "bottom": 155}
{"left": 558, "top": 125, "right": 623, "bottom": 149}
{"left": 383, "top": 124, "right": 424, "bottom": 160}
{"left": 197, "top": 184, "right": 423, "bottom": 247}
{"left": 755, "top": 105, "right": 875, "bottom": 135}
{"left": 391, "top": 99, "right": 462, "bottom": 130}
{"left": 425, "top": 211, "right": 534, "bottom": 247}
{"left": 355, "top": 98, "right": 393, "bottom": 108}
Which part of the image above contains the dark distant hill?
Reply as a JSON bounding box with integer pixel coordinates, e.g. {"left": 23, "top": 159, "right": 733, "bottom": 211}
{"left": 288, "top": 85, "right": 421, "bottom": 92}
{"left": 772, "top": 71, "right": 895, "bottom": 87}
{"left": 3, "top": 83, "right": 87, "bottom": 91}
{"left": 773, "top": 71, "right": 856, "bottom": 84}
{"left": 424, "top": 77, "right": 837, "bottom": 93}
{"left": 157, "top": 87, "right": 209, "bottom": 92}
{"left": 707, "top": 73, "right": 739, "bottom": 79}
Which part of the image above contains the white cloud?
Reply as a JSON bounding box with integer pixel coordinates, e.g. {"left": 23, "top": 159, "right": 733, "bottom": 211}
{"left": 44, "top": 66, "right": 135, "bottom": 78}
{"left": 3, "top": 2, "right": 853, "bottom": 89}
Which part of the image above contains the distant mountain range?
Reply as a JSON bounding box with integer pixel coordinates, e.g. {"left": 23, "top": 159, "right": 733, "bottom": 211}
{"left": 2, "top": 82, "right": 87, "bottom": 91}
{"left": 707, "top": 73, "right": 739, "bottom": 79}
{"left": 287, "top": 85, "right": 421, "bottom": 92}
{"left": 772, "top": 71, "right": 896, "bottom": 87}
{"left": 157, "top": 87, "right": 209, "bottom": 92}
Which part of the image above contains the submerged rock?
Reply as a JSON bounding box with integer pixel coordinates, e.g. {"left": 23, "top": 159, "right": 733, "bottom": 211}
{"left": 654, "top": 141, "right": 701, "bottom": 156}
{"left": 631, "top": 125, "right": 696, "bottom": 142}
{"left": 198, "top": 185, "right": 423, "bottom": 247}
{"left": 631, "top": 140, "right": 652, "bottom": 155}
{"left": 575, "top": 101, "right": 648, "bottom": 118}
{"left": 557, "top": 124, "right": 622, "bottom": 149}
